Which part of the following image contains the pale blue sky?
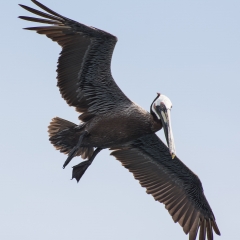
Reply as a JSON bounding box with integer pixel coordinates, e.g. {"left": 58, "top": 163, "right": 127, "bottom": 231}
{"left": 1, "top": 0, "right": 239, "bottom": 239}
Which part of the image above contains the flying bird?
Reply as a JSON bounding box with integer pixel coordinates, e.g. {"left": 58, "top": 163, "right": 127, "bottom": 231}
{"left": 19, "top": 1, "right": 220, "bottom": 240}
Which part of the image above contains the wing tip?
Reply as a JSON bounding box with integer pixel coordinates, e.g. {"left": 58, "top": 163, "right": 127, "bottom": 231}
{"left": 18, "top": 3, "right": 36, "bottom": 14}
{"left": 212, "top": 220, "right": 221, "bottom": 236}
{"left": 19, "top": 3, "right": 32, "bottom": 10}
{"left": 22, "top": 27, "right": 36, "bottom": 30}
{"left": 18, "top": 16, "right": 28, "bottom": 20}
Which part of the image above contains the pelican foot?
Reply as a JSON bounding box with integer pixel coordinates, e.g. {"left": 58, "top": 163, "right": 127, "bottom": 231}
{"left": 72, "top": 147, "right": 102, "bottom": 183}
{"left": 63, "top": 131, "right": 88, "bottom": 169}
{"left": 72, "top": 160, "right": 92, "bottom": 182}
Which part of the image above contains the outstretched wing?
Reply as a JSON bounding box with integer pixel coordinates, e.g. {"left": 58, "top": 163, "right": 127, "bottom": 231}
{"left": 111, "top": 134, "right": 220, "bottom": 240}
{"left": 19, "top": 0, "right": 132, "bottom": 121}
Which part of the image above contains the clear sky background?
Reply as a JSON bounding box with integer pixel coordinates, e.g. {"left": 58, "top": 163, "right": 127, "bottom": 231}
{"left": 1, "top": 0, "right": 239, "bottom": 239}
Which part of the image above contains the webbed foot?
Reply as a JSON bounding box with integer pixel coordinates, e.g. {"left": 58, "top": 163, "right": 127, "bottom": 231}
{"left": 72, "top": 160, "right": 92, "bottom": 182}
{"left": 62, "top": 131, "right": 88, "bottom": 169}
{"left": 71, "top": 147, "right": 102, "bottom": 182}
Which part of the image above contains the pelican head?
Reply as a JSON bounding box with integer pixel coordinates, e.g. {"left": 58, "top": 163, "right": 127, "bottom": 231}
{"left": 151, "top": 93, "right": 176, "bottom": 159}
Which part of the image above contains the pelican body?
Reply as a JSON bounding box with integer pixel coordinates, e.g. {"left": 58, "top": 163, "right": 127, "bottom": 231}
{"left": 72, "top": 103, "right": 162, "bottom": 149}
{"left": 19, "top": 1, "right": 220, "bottom": 240}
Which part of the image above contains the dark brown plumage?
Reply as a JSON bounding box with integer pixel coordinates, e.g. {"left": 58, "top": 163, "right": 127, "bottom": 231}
{"left": 111, "top": 134, "right": 220, "bottom": 240}
{"left": 19, "top": 1, "right": 220, "bottom": 240}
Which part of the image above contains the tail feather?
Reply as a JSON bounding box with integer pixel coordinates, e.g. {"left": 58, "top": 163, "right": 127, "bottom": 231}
{"left": 76, "top": 147, "right": 94, "bottom": 159}
{"left": 48, "top": 117, "right": 93, "bottom": 160}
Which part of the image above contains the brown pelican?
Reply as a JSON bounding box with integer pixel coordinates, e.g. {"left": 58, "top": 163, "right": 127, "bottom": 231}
{"left": 19, "top": 1, "right": 220, "bottom": 240}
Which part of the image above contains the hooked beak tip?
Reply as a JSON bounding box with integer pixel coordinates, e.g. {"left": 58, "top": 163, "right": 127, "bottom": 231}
{"left": 171, "top": 153, "right": 176, "bottom": 159}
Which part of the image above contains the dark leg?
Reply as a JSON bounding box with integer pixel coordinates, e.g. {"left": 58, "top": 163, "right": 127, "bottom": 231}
{"left": 72, "top": 147, "right": 102, "bottom": 183}
{"left": 63, "top": 131, "right": 88, "bottom": 169}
